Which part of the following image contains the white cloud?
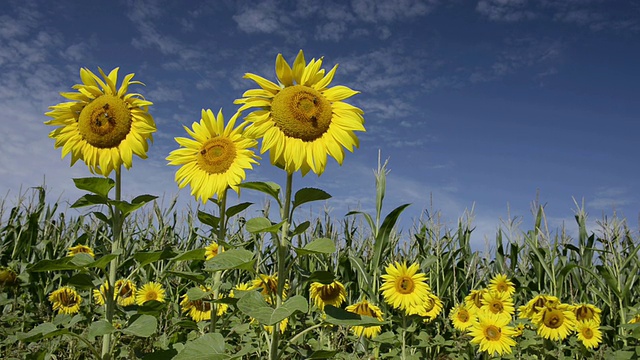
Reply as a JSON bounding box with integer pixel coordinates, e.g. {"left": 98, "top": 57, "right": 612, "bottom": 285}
{"left": 476, "top": 0, "right": 536, "bottom": 22}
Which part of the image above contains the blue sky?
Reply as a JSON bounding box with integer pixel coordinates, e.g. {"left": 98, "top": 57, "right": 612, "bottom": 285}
{"left": 1, "top": 0, "right": 638, "bottom": 248}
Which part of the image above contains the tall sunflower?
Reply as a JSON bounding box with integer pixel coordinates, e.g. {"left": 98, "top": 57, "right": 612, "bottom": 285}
{"left": 234, "top": 50, "right": 365, "bottom": 176}
{"left": 180, "top": 286, "right": 229, "bottom": 322}
{"left": 575, "top": 319, "right": 602, "bottom": 350}
{"left": 532, "top": 304, "right": 576, "bottom": 341}
{"left": 345, "top": 299, "right": 384, "bottom": 339}
{"left": 380, "top": 261, "right": 431, "bottom": 315}
{"left": 49, "top": 286, "right": 82, "bottom": 315}
{"left": 488, "top": 273, "right": 515, "bottom": 297}
{"left": 309, "top": 280, "right": 347, "bottom": 311}
{"left": 45, "top": 67, "right": 156, "bottom": 176}
{"left": 136, "top": 282, "right": 165, "bottom": 305}
{"left": 167, "top": 109, "right": 258, "bottom": 203}
{"left": 449, "top": 303, "right": 475, "bottom": 331}
{"left": 468, "top": 312, "right": 517, "bottom": 357}
{"left": 167, "top": 109, "right": 259, "bottom": 203}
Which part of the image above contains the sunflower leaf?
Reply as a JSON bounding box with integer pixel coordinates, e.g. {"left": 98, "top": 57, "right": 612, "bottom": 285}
{"left": 245, "top": 217, "right": 283, "bottom": 234}
{"left": 166, "top": 270, "right": 206, "bottom": 284}
{"left": 134, "top": 248, "right": 178, "bottom": 267}
{"left": 88, "top": 320, "right": 115, "bottom": 339}
{"left": 28, "top": 257, "right": 77, "bottom": 272}
{"left": 238, "top": 182, "right": 281, "bottom": 206}
{"left": 323, "top": 305, "right": 385, "bottom": 327}
{"left": 237, "top": 292, "right": 308, "bottom": 326}
{"left": 295, "top": 238, "right": 336, "bottom": 256}
{"left": 120, "top": 314, "right": 157, "bottom": 338}
{"left": 291, "top": 188, "right": 331, "bottom": 214}
{"left": 197, "top": 210, "right": 219, "bottom": 230}
{"left": 305, "top": 271, "right": 335, "bottom": 284}
{"left": 172, "top": 249, "right": 206, "bottom": 261}
{"left": 71, "top": 194, "right": 109, "bottom": 208}
{"left": 291, "top": 221, "right": 310, "bottom": 236}
{"left": 186, "top": 287, "right": 208, "bottom": 301}
{"left": 226, "top": 202, "right": 253, "bottom": 218}
{"left": 204, "top": 249, "right": 255, "bottom": 272}
{"left": 72, "top": 177, "right": 115, "bottom": 197}
{"left": 173, "top": 333, "right": 229, "bottom": 360}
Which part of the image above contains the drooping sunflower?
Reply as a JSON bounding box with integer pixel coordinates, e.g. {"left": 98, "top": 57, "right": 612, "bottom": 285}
{"left": 49, "top": 286, "right": 82, "bottom": 315}
{"left": 45, "top": 67, "right": 156, "bottom": 177}
{"left": 93, "top": 282, "right": 109, "bottom": 306}
{"left": 263, "top": 317, "right": 289, "bottom": 334}
{"left": 468, "top": 312, "right": 517, "bottom": 357}
{"left": 167, "top": 109, "right": 259, "bottom": 203}
{"left": 481, "top": 290, "right": 515, "bottom": 322}
{"left": 518, "top": 294, "right": 559, "bottom": 320}
{"left": 488, "top": 273, "right": 516, "bottom": 297}
{"left": 180, "top": 285, "right": 229, "bottom": 322}
{"left": 532, "top": 303, "right": 576, "bottom": 341}
{"left": 449, "top": 303, "right": 475, "bottom": 331}
{"left": 575, "top": 319, "right": 602, "bottom": 350}
{"left": 309, "top": 280, "right": 347, "bottom": 311}
{"left": 380, "top": 261, "right": 431, "bottom": 315}
{"left": 572, "top": 303, "right": 601, "bottom": 324}
{"left": 204, "top": 241, "right": 224, "bottom": 260}
{"left": 135, "top": 282, "right": 165, "bottom": 305}
{"left": 345, "top": 299, "right": 384, "bottom": 339}
{"left": 420, "top": 293, "right": 444, "bottom": 322}
{"left": 67, "top": 244, "right": 95, "bottom": 258}
{"left": 234, "top": 50, "right": 365, "bottom": 176}
{"left": 250, "top": 273, "right": 289, "bottom": 305}
{"left": 465, "top": 289, "right": 487, "bottom": 313}
{"left": 114, "top": 279, "right": 137, "bottom": 306}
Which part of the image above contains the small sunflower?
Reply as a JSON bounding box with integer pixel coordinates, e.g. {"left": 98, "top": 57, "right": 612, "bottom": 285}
{"left": 309, "top": 280, "right": 347, "bottom": 311}
{"left": 235, "top": 50, "right": 365, "bottom": 176}
{"left": 488, "top": 273, "right": 515, "bottom": 297}
{"left": 180, "top": 286, "right": 228, "bottom": 322}
{"left": 380, "top": 261, "right": 431, "bottom": 315}
{"left": 420, "top": 293, "right": 444, "bottom": 322}
{"left": 45, "top": 67, "right": 156, "bottom": 176}
{"left": 572, "top": 303, "right": 601, "bottom": 324}
{"left": 0, "top": 266, "right": 19, "bottom": 287}
{"left": 67, "top": 244, "right": 95, "bottom": 257}
{"left": 204, "top": 241, "right": 223, "bottom": 260}
{"left": 513, "top": 322, "right": 526, "bottom": 337}
{"left": 576, "top": 319, "right": 602, "bottom": 350}
{"left": 167, "top": 109, "right": 259, "bottom": 203}
{"left": 49, "top": 286, "right": 82, "bottom": 315}
{"left": 250, "top": 274, "right": 289, "bottom": 305}
{"left": 468, "top": 312, "right": 517, "bottom": 357}
{"left": 465, "top": 289, "right": 487, "bottom": 313}
{"left": 345, "top": 299, "right": 384, "bottom": 339}
{"left": 135, "top": 282, "right": 165, "bottom": 305}
{"left": 263, "top": 317, "right": 289, "bottom": 334}
{"left": 532, "top": 304, "right": 576, "bottom": 341}
{"left": 629, "top": 314, "right": 640, "bottom": 324}
{"left": 518, "top": 294, "right": 559, "bottom": 320}
{"left": 481, "top": 290, "right": 515, "bottom": 322}
{"left": 93, "top": 282, "right": 109, "bottom": 306}
{"left": 449, "top": 303, "right": 475, "bottom": 331}
{"left": 114, "top": 279, "right": 137, "bottom": 306}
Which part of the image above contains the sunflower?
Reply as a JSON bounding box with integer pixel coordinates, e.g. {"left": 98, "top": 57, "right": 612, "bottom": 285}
{"left": 468, "top": 312, "right": 517, "bottom": 357}
{"left": 465, "top": 289, "right": 487, "bottom": 313}
{"left": 380, "top": 261, "right": 431, "bottom": 315}
{"left": 532, "top": 303, "right": 576, "bottom": 341}
{"left": 250, "top": 274, "right": 289, "bottom": 305}
{"left": 0, "top": 266, "right": 19, "bottom": 287}
{"left": 481, "top": 290, "right": 515, "bottom": 322}
{"left": 93, "top": 282, "right": 109, "bottom": 306}
{"left": 309, "top": 280, "right": 347, "bottom": 311}
{"left": 114, "top": 279, "right": 137, "bottom": 306}
{"left": 513, "top": 322, "right": 526, "bottom": 337}
{"left": 449, "top": 303, "right": 475, "bottom": 331}
{"left": 263, "top": 317, "right": 289, "bottom": 334}
{"left": 576, "top": 319, "right": 602, "bottom": 350}
{"left": 49, "top": 286, "right": 82, "bottom": 314}
{"left": 572, "top": 303, "right": 601, "bottom": 324}
{"left": 518, "top": 294, "right": 559, "bottom": 320}
{"left": 67, "top": 244, "right": 95, "bottom": 258}
{"left": 235, "top": 50, "right": 365, "bottom": 176}
{"left": 204, "top": 241, "right": 224, "bottom": 260}
{"left": 167, "top": 109, "right": 259, "bottom": 203}
{"left": 135, "top": 282, "right": 165, "bottom": 305}
{"left": 630, "top": 314, "right": 640, "bottom": 324}
{"left": 45, "top": 67, "right": 156, "bottom": 176}
{"left": 345, "top": 299, "right": 384, "bottom": 339}
{"left": 180, "top": 286, "right": 228, "bottom": 322}
{"left": 420, "top": 293, "right": 444, "bottom": 322}
{"left": 488, "top": 273, "right": 515, "bottom": 297}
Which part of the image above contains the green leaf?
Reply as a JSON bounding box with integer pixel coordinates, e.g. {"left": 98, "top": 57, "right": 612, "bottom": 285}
{"left": 73, "top": 177, "right": 114, "bottom": 197}
{"left": 166, "top": 270, "right": 206, "bottom": 284}
{"left": 142, "top": 349, "right": 179, "bottom": 360}
{"left": 132, "top": 194, "right": 158, "bottom": 204}
{"left": 67, "top": 273, "right": 96, "bottom": 288}
{"left": 371, "top": 204, "right": 410, "bottom": 273}
{"left": 88, "top": 320, "right": 115, "bottom": 339}
{"left": 71, "top": 194, "right": 108, "bottom": 208}
{"left": 307, "top": 350, "right": 341, "bottom": 359}
{"left": 17, "top": 322, "right": 58, "bottom": 342}
{"left": 291, "top": 221, "right": 310, "bottom": 236}
{"left": 174, "top": 333, "right": 229, "bottom": 360}
{"left": 226, "top": 202, "right": 253, "bottom": 218}
{"left": 305, "top": 271, "right": 335, "bottom": 284}
{"left": 245, "top": 217, "right": 283, "bottom": 233}
{"left": 28, "top": 257, "right": 77, "bottom": 272}
{"left": 120, "top": 314, "right": 157, "bottom": 338}
{"left": 197, "top": 210, "right": 219, "bottom": 229}
{"left": 292, "top": 188, "right": 331, "bottom": 212}
{"left": 238, "top": 181, "right": 281, "bottom": 205}
{"left": 324, "top": 305, "right": 385, "bottom": 327}
{"left": 237, "top": 292, "right": 308, "bottom": 326}
{"left": 172, "top": 249, "right": 206, "bottom": 261}
{"left": 70, "top": 253, "right": 94, "bottom": 267}
{"left": 87, "top": 254, "right": 119, "bottom": 270}
{"left": 295, "top": 238, "right": 336, "bottom": 256}
{"left": 204, "top": 249, "right": 255, "bottom": 272}
{"left": 134, "top": 248, "right": 178, "bottom": 267}
{"left": 111, "top": 199, "right": 149, "bottom": 217}
{"left": 186, "top": 287, "right": 208, "bottom": 301}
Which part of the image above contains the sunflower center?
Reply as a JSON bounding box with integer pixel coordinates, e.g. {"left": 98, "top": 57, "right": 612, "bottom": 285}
{"left": 543, "top": 310, "right": 564, "bottom": 329}
{"left": 395, "top": 276, "right": 415, "bottom": 294}
{"left": 497, "top": 283, "right": 508, "bottom": 292}
{"left": 485, "top": 325, "right": 502, "bottom": 341}
{"left": 270, "top": 85, "right": 332, "bottom": 141}
{"left": 319, "top": 284, "right": 341, "bottom": 301}
{"left": 145, "top": 291, "right": 158, "bottom": 301}
{"left": 490, "top": 300, "right": 504, "bottom": 313}
{"left": 582, "top": 327, "right": 594, "bottom": 339}
{"left": 78, "top": 95, "right": 131, "bottom": 148}
{"left": 59, "top": 290, "right": 79, "bottom": 307}
{"left": 197, "top": 137, "right": 237, "bottom": 175}
{"left": 457, "top": 309, "right": 470, "bottom": 322}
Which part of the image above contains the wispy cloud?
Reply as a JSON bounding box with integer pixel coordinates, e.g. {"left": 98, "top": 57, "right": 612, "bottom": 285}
{"left": 476, "top": 0, "right": 536, "bottom": 22}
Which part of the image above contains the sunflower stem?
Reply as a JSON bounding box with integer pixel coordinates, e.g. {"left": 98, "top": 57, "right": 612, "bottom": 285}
{"left": 211, "top": 189, "right": 227, "bottom": 333}
{"left": 101, "top": 168, "right": 122, "bottom": 360}
{"left": 270, "top": 172, "right": 293, "bottom": 360}
{"left": 401, "top": 314, "right": 407, "bottom": 360}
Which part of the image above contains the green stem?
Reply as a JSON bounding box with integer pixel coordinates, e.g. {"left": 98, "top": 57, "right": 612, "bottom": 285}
{"left": 270, "top": 172, "right": 293, "bottom": 360}
{"left": 101, "top": 168, "right": 123, "bottom": 360}
{"left": 211, "top": 189, "right": 227, "bottom": 333}
{"left": 401, "top": 314, "right": 407, "bottom": 360}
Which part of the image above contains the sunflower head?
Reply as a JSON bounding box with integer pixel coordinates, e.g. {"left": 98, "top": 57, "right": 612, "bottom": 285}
{"left": 465, "top": 289, "right": 487, "bottom": 312}
{"left": 488, "top": 273, "right": 516, "bottom": 297}
{"left": 135, "top": 281, "right": 166, "bottom": 305}
{"left": 449, "top": 303, "right": 475, "bottom": 331}
{"left": 468, "top": 312, "right": 517, "bottom": 357}
{"left": 167, "top": 109, "right": 259, "bottom": 203}
{"left": 380, "top": 261, "right": 431, "bottom": 314}
{"left": 204, "top": 241, "right": 224, "bottom": 260}
{"left": 572, "top": 303, "right": 601, "bottom": 324}
{"left": 67, "top": 244, "right": 95, "bottom": 258}
{"left": 481, "top": 290, "right": 515, "bottom": 322}
{"left": 234, "top": 50, "right": 365, "bottom": 176}
{"left": 114, "top": 279, "right": 137, "bottom": 306}
{"left": 576, "top": 319, "right": 602, "bottom": 350}
{"left": 49, "top": 286, "right": 82, "bottom": 314}
{"left": 45, "top": 67, "right": 156, "bottom": 177}
{"left": 0, "top": 266, "right": 19, "bottom": 287}
{"left": 532, "top": 304, "right": 576, "bottom": 341}
{"left": 309, "top": 280, "right": 347, "bottom": 311}
{"left": 518, "top": 294, "right": 559, "bottom": 319}
{"left": 345, "top": 299, "right": 384, "bottom": 339}
{"left": 420, "top": 293, "right": 444, "bottom": 322}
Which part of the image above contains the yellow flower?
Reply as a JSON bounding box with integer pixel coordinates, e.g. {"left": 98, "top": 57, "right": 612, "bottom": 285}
{"left": 518, "top": 294, "right": 559, "bottom": 320}
{"left": 345, "top": 299, "right": 384, "bottom": 339}
{"left": 49, "top": 286, "right": 82, "bottom": 315}
{"left": 380, "top": 261, "right": 431, "bottom": 315}
{"left": 114, "top": 279, "right": 137, "bottom": 306}
{"left": 629, "top": 314, "right": 640, "bottom": 324}
{"left": 235, "top": 50, "right": 365, "bottom": 176}
{"left": 67, "top": 244, "right": 95, "bottom": 258}
{"left": 480, "top": 290, "right": 515, "bottom": 322}
{"left": 488, "top": 273, "right": 515, "bottom": 297}
{"left": 167, "top": 109, "right": 259, "bottom": 203}
{"left": 309, "top": 280, "right": 347, "bottom": 311}
{"left": 449, "top": 303, "right": 475, "bottom": 331}
{"left": 465, "top": 289, "right": 487, "bottom": 313}
{"left": 204, "top": 241, "right": 224, "bottom": 260}
{"left": 572, "top": 303, "right": 601, "bottom": 324}
{"left": 93, "top": 282, "right": 109, "bottom": 305}
{"left": 576, "top": 319, "right": 602, "bottom": 350}
{"left": 180, "top": 286, "right": 229, "bottom": 322}
{"left": 250, "top": 274, "right": 289, "bottom": 305}
{"left": 532, "top": 303, "right": 576, "bottom": 341}
{"left": 0, "top": 267, "right": 19, "bottom": 287}
{"left": 263, "top": 317, "right": 289, "bottom": 334}
{"left": 468, "top": 312, "right": 517, "bottom": 357}
{"left": 419, "top": 293, "right": 443, "bottom": 322}
{"left": 45, "top": 67, "right": 156, "bottom": 176}
{"left": 513, "top": 322, "right": 526, "bottom": 337}
{"left": 135, "top": 282, "right": 165, "bottom": 305}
